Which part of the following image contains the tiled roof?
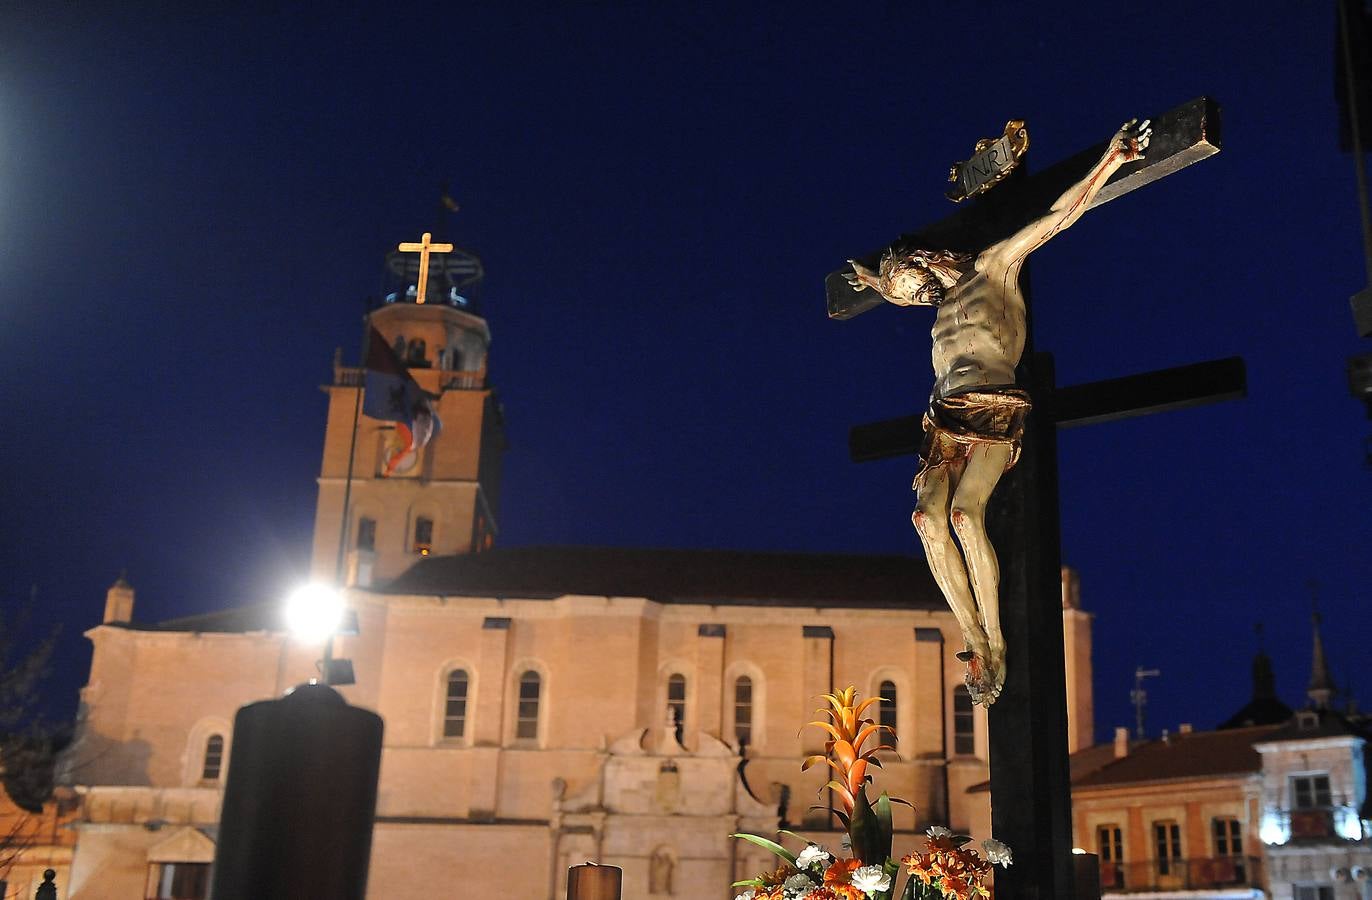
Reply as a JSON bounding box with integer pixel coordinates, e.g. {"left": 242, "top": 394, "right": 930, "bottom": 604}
{"left": 1251, "top": 709, "right": 1368, "bottom": 744}
{"left": 1071, "top": 725, "right": 1283, "bottom": 790}
{"left": 380, "top": 545, "right": 947, "bottom": 609}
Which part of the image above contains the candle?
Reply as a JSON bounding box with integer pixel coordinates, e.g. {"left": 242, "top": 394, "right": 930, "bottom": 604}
{"left": 567, "top": 863, "right": 622, "bottom": 900}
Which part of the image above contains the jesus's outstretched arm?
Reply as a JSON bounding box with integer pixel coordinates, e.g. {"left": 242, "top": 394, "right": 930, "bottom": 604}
{"left": 983, "top": 118, "right": 1151, "bottom": 274}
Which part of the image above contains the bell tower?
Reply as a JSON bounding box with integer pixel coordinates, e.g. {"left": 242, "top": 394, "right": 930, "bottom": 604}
{"left": 309, "top": 236, "right": 505, "bottom": 586}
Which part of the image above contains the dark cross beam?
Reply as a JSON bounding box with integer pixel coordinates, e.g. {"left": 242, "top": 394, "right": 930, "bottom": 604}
{"left": 831, "top": 98, "right": 1241, "bottom": 900}
{"left": 826, "top": 97, "right": 1221, "bottom": 321}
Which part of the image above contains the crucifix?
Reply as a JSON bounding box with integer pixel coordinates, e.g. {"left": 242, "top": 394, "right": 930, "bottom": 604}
{"left": 828, "top": 97, "right": 1244, "bottom": 898}
{"left": 397, "top": 231, "right": 454, "bottom": 304}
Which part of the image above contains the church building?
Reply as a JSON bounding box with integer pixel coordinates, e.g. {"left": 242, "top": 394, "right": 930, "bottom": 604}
{"left": 28, "top": 242, "right": 1096, "bottom": 899}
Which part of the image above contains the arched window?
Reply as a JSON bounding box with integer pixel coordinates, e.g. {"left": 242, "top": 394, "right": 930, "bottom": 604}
{"left": 443, "top": 670, "right": 469, "bottom": 738}
{"left": 406, "top": 338, "right": 427, "bottom": 365}
{"left": 202, "top": 734, "right": 224, "bottom": 781}
{"left": 733, "top": 676, "right": 753, "bottom": 748}
{"left": 953, "top": 686, "right": 975, "bottom": 755}
{"left": 516, "top": 671, "right": 541, "bottom": 740}
{"left": 392, "top": 335, "right": 406, "bottom": 357}
{"left": 878, "top": 680, "right": 898, "bottom": 749}
{"left": 667, "top": 674, "right": 687, "bottom": 744}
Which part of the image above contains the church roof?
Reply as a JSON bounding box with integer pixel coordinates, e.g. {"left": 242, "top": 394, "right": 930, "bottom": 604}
{"left": 380, "top": 545, "right": 948, "bottom": 609}
{"left": 1071, "top": 724, "right": 1282, "bottom": 790}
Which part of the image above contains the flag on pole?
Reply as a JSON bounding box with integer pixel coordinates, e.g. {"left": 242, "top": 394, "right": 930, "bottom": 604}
{"left": 362, "top": 328, "right": 441, "bottom": 476}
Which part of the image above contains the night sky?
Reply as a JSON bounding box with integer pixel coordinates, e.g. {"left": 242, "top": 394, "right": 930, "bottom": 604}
{"left": 2, "top": 2, "right": 1367, "bottom": 744}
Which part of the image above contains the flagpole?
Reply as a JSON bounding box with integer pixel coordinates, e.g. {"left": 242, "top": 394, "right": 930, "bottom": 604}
{"left": 333, "top": 309, "right": 373, "bottom": 586}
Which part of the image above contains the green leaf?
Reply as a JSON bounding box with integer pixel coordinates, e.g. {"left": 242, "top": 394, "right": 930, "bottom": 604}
{"left": 776, "top": 829, "right": 814, "bottom": 847}
{"left": 875, "top": 792, "right": 894, "bottom": 861}
{"left": 731, "top": 879, "right": 765, "bottom": 888}
{"left": 849, "top": 789, "right": 884, "bottom": 865}
{"left": 899, "top": 872, "right": 919, "bottom": 900}
{"left": 730, "top": 832, "right": 798, "bottom": 865}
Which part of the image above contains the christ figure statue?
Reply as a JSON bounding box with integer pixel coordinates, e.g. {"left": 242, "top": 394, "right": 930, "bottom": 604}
{"left": 846, "top": 118, "right": 1152, "bottom": 705}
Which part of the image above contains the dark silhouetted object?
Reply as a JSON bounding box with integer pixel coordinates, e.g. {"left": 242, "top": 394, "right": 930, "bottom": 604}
{"left": 1337, "top": 0, "right": 1372, "bottom": 152}
{"left": 211, "top": 683, "right": 383, "bottom": 900}
{"left": 1072, "top": 853, "right": 1101, "bottom": 900}
{"left": 34, "top": 870, "right": 56, "bottom": 900}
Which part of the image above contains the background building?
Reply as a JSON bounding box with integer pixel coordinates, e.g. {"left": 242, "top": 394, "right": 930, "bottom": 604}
{"left": 3, "top": 258, "right": 1094, "bottom": 899}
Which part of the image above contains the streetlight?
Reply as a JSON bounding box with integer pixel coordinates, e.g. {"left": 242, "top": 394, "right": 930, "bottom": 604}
{"left": 283, "top": 583, "right": 356, "bottom": 686}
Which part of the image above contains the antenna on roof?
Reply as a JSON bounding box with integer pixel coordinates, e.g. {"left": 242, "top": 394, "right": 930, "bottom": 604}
{"left": 1131, "top": 666, "right": 1161, "bottom": 738}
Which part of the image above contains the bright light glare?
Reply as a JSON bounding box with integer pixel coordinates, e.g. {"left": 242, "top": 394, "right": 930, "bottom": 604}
{"left": 284, "top": 584, "right": 344, "bottom": 644}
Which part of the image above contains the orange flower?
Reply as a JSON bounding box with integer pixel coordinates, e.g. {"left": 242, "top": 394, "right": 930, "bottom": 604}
{"left": 822, "top": 858, "right": 862, "bottom": 886}
{"left": 801, "top": 686, "right": 895, "bottom": 817}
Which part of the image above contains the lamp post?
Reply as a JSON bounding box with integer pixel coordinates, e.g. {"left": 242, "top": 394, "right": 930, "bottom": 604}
{"left": 284, "top": 583, "right": 355, "bottom": 686}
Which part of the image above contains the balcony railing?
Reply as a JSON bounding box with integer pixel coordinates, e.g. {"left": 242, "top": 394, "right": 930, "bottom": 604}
{"left": 1099, "top": 856, "right": 1262, "bottom": 893}
{"left": 332, "top": 365, "right": 486, "bottom": 391}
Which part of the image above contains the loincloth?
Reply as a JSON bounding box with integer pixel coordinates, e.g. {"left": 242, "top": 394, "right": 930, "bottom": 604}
{"left": 914, "top": 387, "right": 1031, "bottom": 491}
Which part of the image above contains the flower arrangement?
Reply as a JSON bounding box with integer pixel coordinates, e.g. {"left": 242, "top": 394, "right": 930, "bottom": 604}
{"left": 731, "top": 686, "right": 1011, "bottom": 900}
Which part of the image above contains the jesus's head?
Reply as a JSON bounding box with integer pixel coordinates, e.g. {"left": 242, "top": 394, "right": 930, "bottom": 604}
{"left": 847, "top": 245, "right": 970, "bottom": 307}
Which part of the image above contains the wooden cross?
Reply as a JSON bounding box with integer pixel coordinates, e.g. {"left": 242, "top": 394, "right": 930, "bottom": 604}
{"left": 829, "top": 97, "right": 1244, "bottom": 899}
{"left": 397, "top": 231, "right": 454, "bottom": 304}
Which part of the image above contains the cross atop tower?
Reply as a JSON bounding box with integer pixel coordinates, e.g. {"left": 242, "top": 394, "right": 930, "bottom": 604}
{"left": 397, "top": 232, "right": 454, "bottom": 304}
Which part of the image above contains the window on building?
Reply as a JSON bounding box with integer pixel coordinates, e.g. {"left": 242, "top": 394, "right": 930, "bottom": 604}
{"left": 150, "top": 862, "right": 211, "bottom": 899}
{"left": 406, "top": 338, "right": 427, "bottom": 366}
{"left": 471, "top": 508, "right": 494, "bottom": 553}
{"left": 667, "top": 674, "right": 687, "bottom": 744}
{"left": 1097, "top": 825, "right": 1123, "bottom": 862}
{"left": 1153, "top": 820, "right": 1182, "bottom": 875}
{"left": 413, "top": 517, "right": 434, "bottom": 555}
{"left": 201, "top": 734, "right": 224, "bottom": 782}
{"left": 1212, "top": 817, "right": 1242, "bottom": 856}
{"left": 953, "top": 686, "right": 975, "bottom": 755}
{"left": 443, "top": 670, "right": 469, "bottom": 739}
{"left": 878, "top": 680, "right": 898, "bottom": 749}
{"left": 516, "top": 671, "right": 541, "bottom": 740}
{"left": 356, "top": 517, "right": 376, "bottom": 552}
{"left": 1291, "top": 773, "right": 1332, "bottom": 809}
{"left": 734, "top": 676, "right": 753, "bottom": 748}
{"left": 392, "top": 335, "right": 406, "bottom": 358}
{"left": 1295, "top": 887, "right": 1335, "bottom": 900}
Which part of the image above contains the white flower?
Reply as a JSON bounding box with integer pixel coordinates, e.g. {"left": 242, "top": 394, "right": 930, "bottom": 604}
{"left": 734, "top": 891, "right": 755, "bottom": 900}
{"left": 926, "top": 825, "right": 953, "bottom": 839}
{"left": 795, "top": 844, "right": 831, "bottom": 870}
{"left": 982, "top": 838, "right": 1013, "bottom": 867}
{"left": 783, "top": 872, "right": 816, "bottom": 895}
{"left": 851, "top": 865, "right": 892, "bottom": 894}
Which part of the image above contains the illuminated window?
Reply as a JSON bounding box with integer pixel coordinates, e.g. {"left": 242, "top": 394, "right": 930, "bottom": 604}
{"left": 150, "top": 862, "right": 210, "bottom": 899}
{"left": 734, "top": 676, "right": 753, "bottom": 748}
{"left": 414, "top": 517, "right": 434, "bottom": 555}
{"left": 953, "top": 686, "right": 975, "bottom": 755}
{"left": 516, "top": 671, "right": 541, "bottom": 740}
{"left": 471, "top": 508, "right": 494, "bottom": 553}
{"left": 667, "top": 674, "right": 687, "bottom": 744}
{"left": 878, "top": 681, "right": 897, "bottom": 749}
{"left": 201, "top": 735, "right": 224, "bottom": 781}
{"left": 443, "top": 670, "right": 469, "bottom": 738}
{"left": 1291, "top": 774, "right": 1332, "bottom": 809}
{"left": 1153, "top": 820, "right": 1181, "bottom": 875}
{"left": 356, "top": 517, "right": 376, "bottom": 552}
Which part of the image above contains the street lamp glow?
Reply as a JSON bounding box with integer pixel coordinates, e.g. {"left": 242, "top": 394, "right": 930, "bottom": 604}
{"left": 284, "top": 583, "right": 344, "bottom": 644}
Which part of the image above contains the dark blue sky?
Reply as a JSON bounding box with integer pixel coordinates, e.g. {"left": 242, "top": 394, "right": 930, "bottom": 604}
{"left": 1, "top": 2, "right": 1366, "bottom": 743}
